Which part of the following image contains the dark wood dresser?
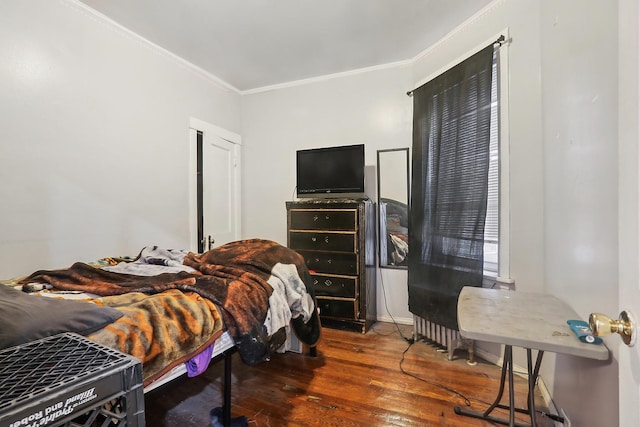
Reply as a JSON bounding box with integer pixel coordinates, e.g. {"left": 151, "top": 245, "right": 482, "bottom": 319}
{"left": 286, "top": 199, "right": 376, "bottom": 333}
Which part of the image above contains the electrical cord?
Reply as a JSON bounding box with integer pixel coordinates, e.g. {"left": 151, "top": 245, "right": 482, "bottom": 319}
{"left": 377, "top": 271, "right": 549, "bottom": 423}
{"left": 377, "top": 267, "right": 473, "bottom": 407}
{"left": 376, "top": 269, "right": 412, "bottom": 340}
{"left": 398, "top": 340, "right": 472, "bottom": 406}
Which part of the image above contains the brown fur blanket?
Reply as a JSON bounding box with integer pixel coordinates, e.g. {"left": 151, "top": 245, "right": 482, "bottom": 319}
{"left": 20, "top": 239, "right": 321, "bottom": 368}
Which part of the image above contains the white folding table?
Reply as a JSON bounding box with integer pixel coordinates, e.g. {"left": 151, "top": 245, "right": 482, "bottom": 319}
{"left": 456, "top": 286, "right": 609, "bottom": 426}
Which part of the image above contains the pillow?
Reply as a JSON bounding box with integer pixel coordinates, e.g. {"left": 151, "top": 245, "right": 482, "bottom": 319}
{"left": 0, "top": 284, "right": 123, "bottom": 349}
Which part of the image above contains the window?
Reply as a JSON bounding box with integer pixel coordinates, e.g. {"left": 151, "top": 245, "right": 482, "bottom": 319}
{"left": 483, "top": 53, "right": 499, "bottom": 277}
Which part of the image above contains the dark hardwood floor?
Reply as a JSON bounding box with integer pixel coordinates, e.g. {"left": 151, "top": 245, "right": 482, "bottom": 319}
{"left": 145, "top": 322, "right": 556, "bottom": 426}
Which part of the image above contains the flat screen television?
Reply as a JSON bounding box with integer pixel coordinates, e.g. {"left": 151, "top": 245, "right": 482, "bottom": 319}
{"left": 296, "top": 144, "right": 365, "bottom": 198}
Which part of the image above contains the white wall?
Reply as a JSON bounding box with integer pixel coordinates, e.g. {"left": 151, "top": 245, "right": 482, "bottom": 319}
{"left": 241, "top": 65, "right": 415, "bottom": 323}
{"left": 0, "top": 0, "right": 241, "bottom": 277}
{"left": 241, "top": 0, "right": 620, "bottom": 425}
{"left": 540, "top": 1, "right": 619, "bottom": 426}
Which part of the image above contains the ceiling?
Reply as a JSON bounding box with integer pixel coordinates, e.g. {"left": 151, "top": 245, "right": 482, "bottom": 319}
{"left": 78, "top": 0, "right": 493, "bottom": 92}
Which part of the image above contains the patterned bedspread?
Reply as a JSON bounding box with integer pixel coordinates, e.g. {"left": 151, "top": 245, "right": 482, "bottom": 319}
{"left": 19, "top": 239, "right": 321, "bottom": 383}
{"left": 90, "top": 290, "right": 224, "bottom": 385}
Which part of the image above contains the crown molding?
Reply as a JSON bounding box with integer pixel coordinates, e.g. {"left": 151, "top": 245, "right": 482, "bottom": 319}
{"left": 65, "top": 0, "right": 240, "bottom": 94}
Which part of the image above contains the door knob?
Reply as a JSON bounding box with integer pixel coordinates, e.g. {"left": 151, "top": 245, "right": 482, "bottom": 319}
{"left": 588, "top": 310, "right": 636, "bottom": 346}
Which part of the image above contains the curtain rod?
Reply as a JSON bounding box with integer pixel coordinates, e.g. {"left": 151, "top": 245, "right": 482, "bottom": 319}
{"left": 406, "top": 35, "right": 506, "bottom": 97}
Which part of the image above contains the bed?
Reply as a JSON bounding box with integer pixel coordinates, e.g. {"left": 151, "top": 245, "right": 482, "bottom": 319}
{"left": 0, "top": 238, "right": 321, "bottom": 427}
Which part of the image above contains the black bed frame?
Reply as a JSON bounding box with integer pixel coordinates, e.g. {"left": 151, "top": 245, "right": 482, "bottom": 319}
{"left": 215, "top": 346, "right": 316, "bottom": 427}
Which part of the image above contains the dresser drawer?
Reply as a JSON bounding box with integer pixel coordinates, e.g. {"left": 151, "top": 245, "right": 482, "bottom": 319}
{"left": 289, "top": 231, "right": 356, "bottom": 252}
{"left": 298, "top": 250, "right": 358, "bottom": 276}
{"left": 290, "top": 209, "right": 356, "bottom": 231}
{"left": 311, "top": 274, "right": 357, "bottom": 298}
{"left": 317, "top": 298, "right": 357, "bottom": 319}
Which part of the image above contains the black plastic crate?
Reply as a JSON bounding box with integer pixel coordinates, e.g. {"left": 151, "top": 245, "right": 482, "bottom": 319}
{"left": 0, "top": 333, "right": 144, "bottom": 427}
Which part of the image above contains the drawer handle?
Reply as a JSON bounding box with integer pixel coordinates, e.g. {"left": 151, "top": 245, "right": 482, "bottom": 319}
{"left": 324, "top": 236, "right": 329, "bottom": 244}
{"left": 313, "top": 215, "right": 319, "bottom": 222}
{"left": 313, "top": 278, "right": 319, "bottom": 285}
{"left": 311, "top": 237, "right": 317, "bottom": 242}
{"left": 324, "top": 279, "right": 333, "bottom": 287}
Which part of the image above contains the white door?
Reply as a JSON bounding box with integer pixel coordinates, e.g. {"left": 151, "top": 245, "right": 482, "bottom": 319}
{"left": 189, "top": 119, "right": 241, "bottom": 252}
{"left": 618, "top": 3, "right": 640, "bottom": 425}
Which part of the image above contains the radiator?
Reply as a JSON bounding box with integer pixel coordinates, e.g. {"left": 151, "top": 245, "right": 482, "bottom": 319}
{"left": 413, "top": 315, "right": 476, "bottom": 364}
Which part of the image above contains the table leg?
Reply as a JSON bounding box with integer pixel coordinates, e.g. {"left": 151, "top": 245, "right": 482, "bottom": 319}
{"left": 526, "top": 349, "right": 537, "bottom": 427}
{"left": 485, "top": 345, "right": 510, "bottom": 417}
{"left": 223, "top": 350, "right": 232, "bottom": 427}
{"left": 508, "top": 346, "right": 516, "bottom": 425}
{"left": 454, "top": 345, "right": 534, "bottom": 427}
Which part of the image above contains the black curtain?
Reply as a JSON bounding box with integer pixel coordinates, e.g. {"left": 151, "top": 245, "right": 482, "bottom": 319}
{"left": 408, "top": 45, "right": 494, "bottom": 330}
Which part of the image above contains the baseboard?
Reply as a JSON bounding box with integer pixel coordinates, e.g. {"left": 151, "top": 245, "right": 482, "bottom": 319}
{"left": 537, "top": 377, "right": 565, "bottom": 426}
{"left": 375, "top": 314, "right": 413, "bottom": 325}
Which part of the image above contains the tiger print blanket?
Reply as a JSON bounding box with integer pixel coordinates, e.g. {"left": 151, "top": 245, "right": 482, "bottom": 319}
{"left": 19, "top": 239, "right": 321, "bottom": 383}
{"left": 89, "top": 289, "right": 224, "bottom": 385}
